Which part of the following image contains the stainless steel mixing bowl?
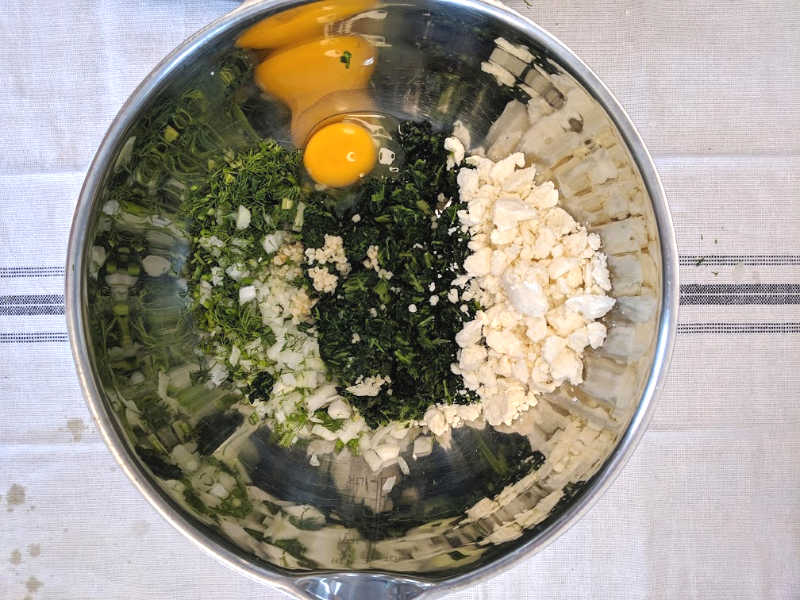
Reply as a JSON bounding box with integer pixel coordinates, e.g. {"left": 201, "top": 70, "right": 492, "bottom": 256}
{"left": 66, "top": 1, "right": 678, "bottom": 597}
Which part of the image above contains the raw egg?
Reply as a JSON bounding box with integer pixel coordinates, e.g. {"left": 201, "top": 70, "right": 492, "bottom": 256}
{"left": 242, "top": 4, "right": 384, "bottom": 188}
{"left": 303, "top": 122, "right": 377, "bottom": 187}
{"left": 253, "top": 35, "right": 377, "bottom": 144}
{"left": 236, "top": 0, "right": 376, "bottom": 50}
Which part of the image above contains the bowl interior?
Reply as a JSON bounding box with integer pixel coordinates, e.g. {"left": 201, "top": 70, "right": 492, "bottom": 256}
{"left": 72, "top": 0, "right": 668, "bottom": 592}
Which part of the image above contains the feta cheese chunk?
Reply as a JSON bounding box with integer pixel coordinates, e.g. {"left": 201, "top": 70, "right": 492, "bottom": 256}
{"left": 565, "top": 294, "right": 616, "bottom": 320}
{"left": 346, "top": 375, "right": 390, "bottom": 397}
{"left": 444, "top": 136, "right": 465, "bottom": 169}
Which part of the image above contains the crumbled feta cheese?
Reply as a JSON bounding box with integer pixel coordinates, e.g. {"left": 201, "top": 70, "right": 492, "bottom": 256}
{"left": 459, "top": 345, "right": 487, "bottom": 371}
{"left": 346, "top": 375, "right": 391, "bottom": 397}
{"left": 429, "top": 295, "right": 440, "bottom": 306}
{"left": 378, "top": 147, "right": 396, "bottom": 165}
{"left": 455, "top": 319, "right": 483, "bottom": 348}
{"left": 351, "top": 213, "right": 362, "bottom": 223}
{"left": 424, "top": 407, "right": 448, "bottom": 436}
{"left": 351, "top": 333, "right": 361, "bottom": 343}
{"left": 450, "top": 143, "right": 614, "bottom": 427}
{"left": 408, "top": 304, "right": 417, "bottom": 313}
{"left": 567, "top": 328, "right": 590, "bottom": 353}
{"left": 565, "top": 295, "right": 616, "bottom": 320}
{"left": 586, "top": 321, "right": 607, "bottom": 348}
{"left": 590, "top": 253, "right": 612, "bottom": 291}
{"left": 464, "top": 247, "right": 492, "bottom": 276}
{"left": 503, "top": 276, "right": 548, "bottom": 317}
{"left": 444, "top": 136, "right": 465, "bottom": 169}
{"left": 493, "top": 197, "right": 537, "bottom": 230}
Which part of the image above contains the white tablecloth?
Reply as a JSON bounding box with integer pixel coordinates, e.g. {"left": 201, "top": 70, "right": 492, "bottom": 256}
{"left": 1, "top": 1, "right": 799, "bottom": 598}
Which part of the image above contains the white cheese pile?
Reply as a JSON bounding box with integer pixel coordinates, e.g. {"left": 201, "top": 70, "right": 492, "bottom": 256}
{"left": 435, "top": 146, "right": 614, "bottom": 430}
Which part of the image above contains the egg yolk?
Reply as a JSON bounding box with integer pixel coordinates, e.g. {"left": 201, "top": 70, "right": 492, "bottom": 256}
{"left": 243, "top": 5, "right": 382, "bottom": 186}
{"left": 304, "top": 122, "right": 376, "bottom": 187}
{"left": 236, "top": 0, "right": 376, "bottom": 50}
{"left": 254, "top": 35, "right": 376, "bottom": 144}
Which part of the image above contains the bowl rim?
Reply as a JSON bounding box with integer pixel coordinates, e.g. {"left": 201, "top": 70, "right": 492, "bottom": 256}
{"left": 65, "top": 0, "right": 679, "bottom": 597}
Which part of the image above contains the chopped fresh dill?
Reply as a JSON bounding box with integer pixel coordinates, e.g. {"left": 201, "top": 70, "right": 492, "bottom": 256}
{"left": 181, "top": 139, "right": 306, "bottom": 388}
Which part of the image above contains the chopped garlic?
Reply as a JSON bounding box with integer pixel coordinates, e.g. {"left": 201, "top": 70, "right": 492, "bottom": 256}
{"left": 308, "top": 267, "right": 337, "bottom": 293}
{"left": 235, "top": 205, "right": 251, "bottom": 230}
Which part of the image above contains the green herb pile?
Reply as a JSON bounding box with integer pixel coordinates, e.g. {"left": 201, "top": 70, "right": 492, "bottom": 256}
{"left": 302, "top": 121, "right": 479, "bottom": 428}
{"left": 182, "top": 139, "right": 307, "bottom": 386}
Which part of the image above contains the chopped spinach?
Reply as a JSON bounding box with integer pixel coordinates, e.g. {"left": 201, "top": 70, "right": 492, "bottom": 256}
{"left": 302, "top": 121, "right": 479, "bottom": 427}
{"left": 248, "top": 371, "right": 275, "bottom": 403}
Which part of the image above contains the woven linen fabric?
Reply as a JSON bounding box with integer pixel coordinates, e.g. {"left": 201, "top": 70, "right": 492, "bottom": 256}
{"left": 1, "top": 1, "right": 798, "bottom": 598}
